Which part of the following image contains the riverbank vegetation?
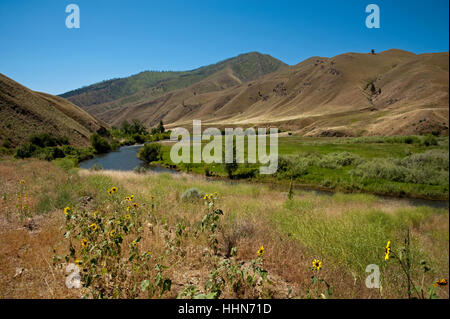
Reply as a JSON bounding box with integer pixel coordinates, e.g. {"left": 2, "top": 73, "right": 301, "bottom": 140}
{"left": 153, "top": 135, "right": 449, "bottom": 200}
{"left": 0, "top": 158, "right": 448, "bottom": 298}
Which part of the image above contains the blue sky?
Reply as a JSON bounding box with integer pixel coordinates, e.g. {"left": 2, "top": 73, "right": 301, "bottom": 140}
{"left": 0, "top": 0, "right": 448, "bottom": 95}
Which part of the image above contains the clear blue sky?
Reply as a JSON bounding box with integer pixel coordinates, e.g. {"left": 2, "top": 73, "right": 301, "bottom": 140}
{"left": 0, "top": 0, "right": 448, "bottom": 95}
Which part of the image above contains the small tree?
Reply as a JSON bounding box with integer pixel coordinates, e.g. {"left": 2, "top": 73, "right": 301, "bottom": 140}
{"left": 137, "top": 143, "right": 162, "bottom": 163}
{"left": 158, "top": 120, "right": 165, "bottom": 133}
{"left": 371, "top": 49, "right": 375, "bottom": 55}
{"left": 90, "top": 133, "right": 111, "bottom": 154}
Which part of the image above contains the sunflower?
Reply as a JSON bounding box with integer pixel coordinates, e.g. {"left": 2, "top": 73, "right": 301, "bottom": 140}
{"left": 75, "top": 258, "right": 83, "bottom": 266}
{"left": 149, "top": 195, "right": 154, "bottom": 201}
{"left": 131, "top": 240, "right": 138, "bottom": 248}
{"left": 132, "top": 203, "right": 138, "bottom": 209}
{"left": 81, "top": 238, "right": 89, "bottom": 248}
{"left": 64, "top": 206, "right": 71, "bottom": 215}
{"left": 434, "top": 278, "right": 448, "bottom": 287}
{"left": 125, "top": 214, "right": 131, "bottom": 220}
{"left": 111, "top": 187, "right": 118, "bottom": 193}
{"left": 385, "top": 240, "right": 391, "bottom": 261}
{"left": 312, "top": 259, "right": 322, "bottom": 270}
{"left": 109, "top": 229, "right": 116, "bottom": 238}
{"left": 93, "top": 211, "right": 98, "bottom": 217}
{"left": 19, "top": 179, "right": 25, "bottom": 184}
{"left": 89, "top": 223, "right": 98, "bottom": 231}
{"left": 257, "top": 245, "right": 265, "bottom": 257}
{"left": 107, "top": 189, "right": 113, "bottom": 196}
{"left": 126, "top": 206, "right": 130, "bottom": 212}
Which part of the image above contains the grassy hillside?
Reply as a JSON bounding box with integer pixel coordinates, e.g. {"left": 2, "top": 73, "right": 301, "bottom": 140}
{"left": 0, "top": 73, "right": 108, "bottom": 148}
{"left": 97, "top": 49, "right": 448, "bottom": 136}
{"left": 60, "top": 52, "right": 287, "bottom": 119}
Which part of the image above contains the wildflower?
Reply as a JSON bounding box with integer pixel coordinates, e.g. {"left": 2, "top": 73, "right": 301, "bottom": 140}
{"left": 19, "top": 180, "right": 25, "bottom": 184}
{"left": 384, "top": 240, "right": 391, "bottom": 261}
{"left": 75, "top": 258, "right": 82, "bottom": 266}
{"left": 126, "top": 196, "right": 132, "bottom": 202}
{"left": 93, "top": 211, "right": 98, "bottom": 217}
{"left": 131, "top": 240, "right": 138, "bottom": 248}
{"left": 89, "top": 223, "right": 98, "bottom": 231}
{"left": 111, "top": 187, "right": 118, "bottom": 193}
{"left": 109, "top": 229, "right": 116, "bottom": 238}
{"left": 81, "top": 238, "right": 89, "bottom": 248}
{"left": 257, "top": 245, "right": 265, "bottom": 257}
{"left": 126, "top": 206, "right": 130, "bottom": 212}
{"left": 150, "top": 195, "right": 154, "bottom": 201}
{"left": 434, "top": 278, "right": 448, "bottom": 287}
{"left": 312, "top": 259, "right": 322, "bottom": 270}
{"left": 125, "top": 214, "right": 131, "bottom": 220}
{"left": 132, "top": 203, "right": 138, "bottom": 209}
{"left": 107, "top": 189, "right": 113, "bottom": 196}
{"left": 64, "top": 206, "right": 71, "bottom": 215}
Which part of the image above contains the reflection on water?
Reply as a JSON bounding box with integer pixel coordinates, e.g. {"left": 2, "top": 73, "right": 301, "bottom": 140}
{"left": 79, "top": 144, "right": 177, "bottom": 174}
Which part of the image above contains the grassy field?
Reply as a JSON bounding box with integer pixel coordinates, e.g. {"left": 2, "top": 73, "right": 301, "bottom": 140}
{"left": 0, "top": 157, "right": 448, "bottom": 299}
{"left": 154, "top": 135, "right": 449, "bottom": 200}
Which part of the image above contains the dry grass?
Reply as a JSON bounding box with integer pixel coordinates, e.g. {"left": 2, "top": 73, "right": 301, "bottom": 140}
{"left": 0, "top": 158, "right": 448, "bottom": 299}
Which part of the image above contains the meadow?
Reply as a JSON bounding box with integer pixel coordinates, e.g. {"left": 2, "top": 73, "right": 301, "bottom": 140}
{"left": 0, "top": 157, "right": 448, "bottom": 299}
{"left": 155, "top": 135, "right": 449, "bottom": 200}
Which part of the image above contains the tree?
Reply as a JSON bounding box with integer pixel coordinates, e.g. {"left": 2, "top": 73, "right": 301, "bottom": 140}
{"left": 90, "top": 133, "right": 111, "bottom": 154}
{"left": 371, "top": 49, "right": 375, "bottom": 55}
{"left": 223, "top": 143, "right": 238, "bottom": 179}
{"left": 158, "top": 120, "right": 165, "bottom": 133}
{"left": 137, "top": 143, "right": 162, "bottom": 163}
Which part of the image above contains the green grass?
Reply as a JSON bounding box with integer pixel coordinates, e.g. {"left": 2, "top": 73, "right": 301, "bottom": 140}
{"left": 155, "top": 135, "right": 449, "bottom": 200}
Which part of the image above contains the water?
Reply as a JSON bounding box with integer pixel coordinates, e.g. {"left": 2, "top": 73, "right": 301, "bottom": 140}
{"left": 79, "top": 144, "right": 177, "bottom": 174}
{"left": 79, "top": 145, "right": 448, "bottom": 209}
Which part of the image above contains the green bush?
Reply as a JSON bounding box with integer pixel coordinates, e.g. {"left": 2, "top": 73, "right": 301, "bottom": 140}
{"left": 15, "top": 142, "right": 37, "bottom": 159}
{"left": 421, "top": 134, "right": 438, "bottom": 147}
{"left": 181, "top": 188, "right": 205, "bottom": 202}
{"left": 137, "top": 143, "right": 162, "bottom": 163}
{"left": 90, "top": 133, "right": 111, "bottom": 154}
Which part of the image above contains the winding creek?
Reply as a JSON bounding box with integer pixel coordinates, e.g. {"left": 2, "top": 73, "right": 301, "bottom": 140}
{"left": 79, "top": 144, "right": 449, "bottom": 210}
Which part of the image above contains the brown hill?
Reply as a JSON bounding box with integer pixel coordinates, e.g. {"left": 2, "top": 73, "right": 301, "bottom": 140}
{"left": 90, "top": 49, "right": 448, "bottom": 136}
{"left": 0, "top": 73, "right": 108, "bottom": 147}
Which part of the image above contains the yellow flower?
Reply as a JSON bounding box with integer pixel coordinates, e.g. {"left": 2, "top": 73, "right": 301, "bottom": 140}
{"left": 107, "top": 189, "right": 113, "bottom": 196}
{"left": 126, "top": 206, "right": 130, "bottom": 212}
{"left": 312, "top": 259, "right": 322, "bottom": 270}
{"left": 126, "top": 196, "right": 132, "bottom": 201}
{"left": 125, "top": 214, "right": 131, "bottom": 220}
{"left": 257, "top": 245, "right": 265, "bottom": 257}
{"left": 81, "top": 238, "right": 89, "bottom": 248}
{"left": 111, "top": 187, "right": 118, "bottom": 193}
{"left": 93, "top": 211, "right": 98, "bottom": 217}
{"left": 19, "top": 179, "right": 25, "bottom": 184}
{"left": 130, "top": 195, "right": 134, "bottom": 200}
{"left": 64, "top": 206, "right": 71, "bottom": 215}
{"left": 385, "top": 240, "right": 391, "bottom": 261}
{"left": 132, "top": 203, "right": 138, "bottom": 209}
{"left": 75, "top": 258, "right": 82, "bottom": 266}
{"left": 434, "top": 278, "right": 448, "bottom": 287}
{"left": 131, "top": 240, "right": 138, "bottom": 248}
{"left": 89, "top": 223, "right": 98, "bottom": 231}
{"left": 149, "top": 195, "right": 154, "bottom": 201}
{"left": 109, "top": 229, "right": 116, "bottom": 238}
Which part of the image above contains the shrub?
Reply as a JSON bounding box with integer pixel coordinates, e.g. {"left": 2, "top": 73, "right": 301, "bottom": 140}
{"left": 15, "top": 142, "right": 37, "bottom": 159}
{"left": 29, "top": 133, "right": 69, "bottom": 147}
{"left": 181, "top": 188, "right": 205, "bottom": 202}
{"left": 234, "top": 166, "right": 258, "bottom": 179}
{"left": 90, "top": 133, "right": 111, "bottom": 154}
{"left": 137, "top": 143, "right": 162, "bottom": 163}
{"left": 421, "top": 134, "right": 438, "bottom": 147}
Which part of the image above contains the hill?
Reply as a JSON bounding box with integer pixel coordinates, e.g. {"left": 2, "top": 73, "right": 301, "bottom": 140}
{"left": 60, "top": 52, "right": 287, "bottom": 120}
{"left": 0, "top": 73, "right": 108, "bottom": 147}
{"left": 74, "top": 49, "right": 448, "bottom": 136}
